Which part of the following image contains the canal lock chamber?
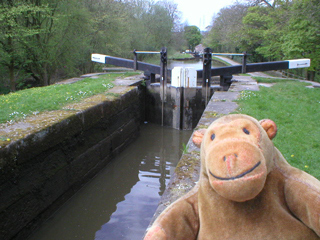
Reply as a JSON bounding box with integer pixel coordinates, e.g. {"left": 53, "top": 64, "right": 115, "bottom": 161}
{"left": 28, "top": 77, "right": 221, "bottom": 239}
{"left": 145, "top": 66, "right": 221, "bottom": 130}
{"left": 145, "top": 83, "right": 217, "bottom": 130}
{"left": 1, "top": 67, "right": 226, "bottom": 240}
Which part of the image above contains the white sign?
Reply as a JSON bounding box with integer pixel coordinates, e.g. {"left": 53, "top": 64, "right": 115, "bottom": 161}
{"left": 91, "top": 54, "right": 107, "bottom": 64}
{"left": 288, "top": 59, "right": 310, "bottom": 69}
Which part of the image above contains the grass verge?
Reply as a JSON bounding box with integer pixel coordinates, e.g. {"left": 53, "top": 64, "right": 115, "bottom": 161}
{"left": 169, "top": 52, "right": 194, "bottom": 60}
{"left": 0, "top": 72, "right": 138, "bottom": 124}
{"left": 253, "top": 77, "right": 296, "bottom": 83}
{"left": 236, "top": 80, "right": 320, "bottom": 179}
{"left": 212, "top": 56, "right": 231, "bottom": 66}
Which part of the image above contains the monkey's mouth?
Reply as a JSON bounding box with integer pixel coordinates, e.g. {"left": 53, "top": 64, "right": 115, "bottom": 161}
{"left": 209, "top": 161, "right": 261, "bottom": 181}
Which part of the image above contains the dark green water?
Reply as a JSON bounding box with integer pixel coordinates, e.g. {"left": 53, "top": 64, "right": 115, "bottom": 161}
{"left": 29, "top": 123, "right": 192, "bottom": 240}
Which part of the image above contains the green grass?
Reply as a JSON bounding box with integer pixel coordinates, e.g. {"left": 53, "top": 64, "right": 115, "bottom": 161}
{"left": 142, "top": 55, "right": 161, "bottom": 65}
{"left": 253, "top": 77, "right": 296, "bottom": 83}
{"left": 142, "top": 52, "right": 194, "bottom": 64}
{"left": 169, "top": 52, "right": 194, "bottom": 60}
{"left": 238, "top": 73, "right": 251, "bottom": 76}
{"left": 212, "top": 56, "right": 231, "bottom": 66}
{"left": 181, "top": 143, "right": 190, "bottom": 154}
{"left": 236, "top": 80, "right": 320, "bottom": 179}
{"left": 0, "top": 72, "right": 138, "bottom": 124}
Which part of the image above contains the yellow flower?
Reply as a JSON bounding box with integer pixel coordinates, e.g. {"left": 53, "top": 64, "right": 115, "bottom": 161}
{"left": 6, "top": 138, "right": 11, "bottom": 142}
{"left": 291, "top": 154, "right": 294, "bottom": 158}
{"left": 305, "top": 165, "right": 309, "bottom": 168}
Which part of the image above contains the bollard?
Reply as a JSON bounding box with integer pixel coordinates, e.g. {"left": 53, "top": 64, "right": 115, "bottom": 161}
{"left": 242, "top": 51, "right": 247, "bottom": 74}
{"left": 220, "top": 75, "right": 233, "bottom": 91}
{"left": 133, "top": 49, "right": 138, "bottom": 71}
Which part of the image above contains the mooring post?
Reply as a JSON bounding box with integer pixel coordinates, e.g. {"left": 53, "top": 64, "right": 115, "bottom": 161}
{"left": 160, "top": 47, "right": 167, "bottom": 126}
{"left": 220, "top": 75, "right": 233, "bottom": 91}
{"left": 203, "top": 47, "right": 212, "bottom": 106}
{"left": 133, "top": 49, "right": 138, "bottom": 71}
{"left": 242, "top": 51, "right": 247, "bottom": 73}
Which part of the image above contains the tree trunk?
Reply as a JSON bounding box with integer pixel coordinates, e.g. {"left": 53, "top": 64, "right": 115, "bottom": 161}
{"left": 9, "top": 60, "right": 16, "bottom": 92}
{"left": 309, "top": 71, "right": 315, "bottom": 81}
{"left": 8, "top": 33, "right": 16, "bottom": 91}
{"left": 43, "top": 63, "right": 49, "bottom": 86}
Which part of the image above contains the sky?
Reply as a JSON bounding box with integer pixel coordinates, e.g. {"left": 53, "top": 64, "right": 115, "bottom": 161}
{"left": 173, "top": 0, "right": 236, "bottom": 31}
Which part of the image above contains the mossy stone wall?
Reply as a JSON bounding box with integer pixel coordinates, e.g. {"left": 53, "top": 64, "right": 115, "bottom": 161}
{"left": 0, "top": 85, "right": 145, "bottom": 240}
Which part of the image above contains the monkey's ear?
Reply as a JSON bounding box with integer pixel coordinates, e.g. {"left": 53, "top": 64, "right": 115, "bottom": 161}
{"left": 192, "top": 129, "right": 206, "bottom": 148}
{"left": 259, "top": 119, "right": 277, "bottom": 140}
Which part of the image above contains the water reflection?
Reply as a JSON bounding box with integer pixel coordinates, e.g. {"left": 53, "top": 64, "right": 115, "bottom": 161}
{"left": 168, "top": 59, "right": 226, "bottom": 70}
{"left": 30, "top": 123, "right": 191, "bottom": 240}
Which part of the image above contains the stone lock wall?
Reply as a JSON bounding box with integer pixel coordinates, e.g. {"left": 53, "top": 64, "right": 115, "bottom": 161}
{"left": 145, "top": 83, "right": 218, "bottom": 130}
{"left": 0, "top": 85, "right": 145, "bottom": 240}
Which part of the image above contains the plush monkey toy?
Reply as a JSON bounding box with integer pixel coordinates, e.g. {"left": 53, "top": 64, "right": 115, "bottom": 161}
{"left": 145, "top": 114, "right": 320, "bottom": 240}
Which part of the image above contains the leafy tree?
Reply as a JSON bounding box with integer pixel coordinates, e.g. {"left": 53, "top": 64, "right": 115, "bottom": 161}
{"left": 203, "top": 0, "right": 319, "bottom": 81}
{"left": 203, "top": 3, "right": 248, "bottom": 53}
{"left": 157, "top": 0, "right": 185, "bottom": 52}
{"left": 21, "top": 0, "right": 78, "bottom": 86}
{"left": 157, "top": 0, "right": 181, "bottom": 31}
{"left": 143, "top": 4, "right": 174, "bottom": 49}
{"left": 85, "top": 0, "right": 132, "bottom": 57}
{"left": 0, "top": 0, "right": 52, "bottom": 90}
{"left": 241, "top": 5, "right": 289, "bottom": 61}
{"left": 0, "top": 0, "right": 187, "bottom": 92}
{"left": 246, "top": 0, "right": 292, "bottom": 8}
{"left": 281, "top": 0, "right": 320, "bottom": 81}
{"left": 184, "top": 25, "right": 201, "bottom": 52}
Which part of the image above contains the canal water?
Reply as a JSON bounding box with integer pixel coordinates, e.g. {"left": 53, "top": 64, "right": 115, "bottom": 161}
{"left": 168, "top": 58, "right": 226, "bottom": 70}
{"left": 29, "top": 58, "right": 224, "bottom": 240}
{"left": 29, "top": 123, "right": 192, "bottom": 240}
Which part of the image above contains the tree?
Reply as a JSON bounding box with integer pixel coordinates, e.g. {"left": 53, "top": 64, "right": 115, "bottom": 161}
{"left": 0, "top": 0, "right": 52, "bottom": 90}
{"left": 157, "top": 0, "right": 181, "bottom": 32}
{"left": 157, "top": 0, "right": 185, "bottom": 52}
{"left": 0, "top": 0, "right": 187, "bottom": 91}
{"left": 184, "top": 25, "right": 201, "bottom": 52}
{"left": 144, "top": 4, "right": 174, "bottom": 49}
{"left": 246, "top": 0, "right": 292, "bottom": 8}
{"left": 281, "top": 0, "right": 320, "bottom": 81}
{"left": 241, "top": 5, "right": 289, "bottom": 61}
{"left": 203, "top": 2, "right": 249, "bottom": 53}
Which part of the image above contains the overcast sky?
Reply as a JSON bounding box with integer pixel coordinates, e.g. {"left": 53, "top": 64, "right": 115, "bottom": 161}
{"left": 173, "top": 0, "right": 236, "bottom": 30}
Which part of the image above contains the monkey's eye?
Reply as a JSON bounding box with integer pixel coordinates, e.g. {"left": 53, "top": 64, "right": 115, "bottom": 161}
{"left": 210, "top": 133, "right": 215, "bottom": 140}
{"left": 243, "top": 128, "right": 250, "bottom": 135}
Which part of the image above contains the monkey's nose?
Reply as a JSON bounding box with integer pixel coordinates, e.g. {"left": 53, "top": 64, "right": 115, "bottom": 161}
{"left": 223, "top": 153, "right": 238, "bottom": 162}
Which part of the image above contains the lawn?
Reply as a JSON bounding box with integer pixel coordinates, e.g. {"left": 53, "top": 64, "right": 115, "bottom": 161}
{"left": 236, "top": 79, "right": 320, "bottom": 179}
{"left": 169, "top": 52, "right": 194, "bottom": 60}
{"left": 0, "top": 72, "right": 138, "bottom": 124}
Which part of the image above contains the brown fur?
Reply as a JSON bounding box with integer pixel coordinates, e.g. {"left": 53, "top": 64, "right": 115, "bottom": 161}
{"left": 144, "top": 114, "right": 320, "bottom": 239}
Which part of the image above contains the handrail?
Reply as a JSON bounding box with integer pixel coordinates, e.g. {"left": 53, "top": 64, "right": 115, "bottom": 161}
{"left": 133, "top": 50, "right": 161, "bottom": 54}
{"left": 196, "top": 59, "right": 310, "bottom": 78}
